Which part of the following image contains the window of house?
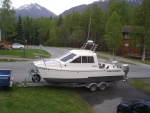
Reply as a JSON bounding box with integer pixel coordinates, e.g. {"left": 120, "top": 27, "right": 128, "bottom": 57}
{"left": 125, "top": 43, "right": 129, "bottom": 47}
{"left": 136, "top": 44, "right": 140, "bottom": 48}
{"left": 125, "top": 34, "right": 129, "bottom": 39}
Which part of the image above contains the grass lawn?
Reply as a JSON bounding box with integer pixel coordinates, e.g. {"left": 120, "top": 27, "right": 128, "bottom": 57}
{"left": 98, "top": 51, "right": 150, "bottom": 65}
{"left": 97, "top": 55, "right": 109, "bottom": 61}
{"left": 0, "top": 49, "right": 51, "bottom": 59}
{"left": 0, "top": 58, "right": 27, "bottom": 62}
{"left": 0, "top": 86, "right": 95, "bottom": 113}
{"left": 129, "top": 79, "right": 150, "bottom": 94}
{"left": 130, "top": 59, "right": 150, "bottom": 65}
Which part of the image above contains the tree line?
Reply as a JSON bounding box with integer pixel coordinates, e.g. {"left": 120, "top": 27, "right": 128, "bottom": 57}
{"left": 0, "top": 0, "right": 150, "bottom": 60}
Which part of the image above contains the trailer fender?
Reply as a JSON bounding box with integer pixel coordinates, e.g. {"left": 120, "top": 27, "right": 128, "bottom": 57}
{"left": 86, "top": 83, "right": 98, "bottom": 89}
{"left": 98, "top": 82, "right": 108, "bottom": 87}
{"left": 98, "top": 82, "right": 108, "bottom": 91}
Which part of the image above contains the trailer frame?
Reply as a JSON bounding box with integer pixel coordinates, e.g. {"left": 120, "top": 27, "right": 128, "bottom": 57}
{"left": 15, "top": 68, "right": 113, "bottom": 92}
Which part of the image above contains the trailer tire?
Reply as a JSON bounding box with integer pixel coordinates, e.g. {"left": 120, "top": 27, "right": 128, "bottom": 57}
{"left": 32, "top": 74, "right": 41, "bottom": 83}
{"left": 99, "top": 83, "right": 107, "bottom": 91}
{"left": 89, "top": 84, "right": 97, "bottom": 92}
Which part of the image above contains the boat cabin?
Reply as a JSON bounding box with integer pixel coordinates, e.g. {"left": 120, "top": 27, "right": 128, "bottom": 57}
{"left": 57, "top": 50, "right": 99, "bottom": 70}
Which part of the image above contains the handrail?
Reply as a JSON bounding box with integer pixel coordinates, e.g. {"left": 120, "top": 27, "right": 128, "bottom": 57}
{"left": 42, "top": 59, "right": 62, "bottom": 69}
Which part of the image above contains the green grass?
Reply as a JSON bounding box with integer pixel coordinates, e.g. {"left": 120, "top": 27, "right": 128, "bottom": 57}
{"left": 97, "top": 55, "right": 109, "bottom": 61}
{"left": 119, "top": 61, "right": 137, "bottom": 65}
{"left": 98, "top": 51, "right": 150, "bottom": 65}
{"left": 0, "top": 58, "right": 27, "bottom": 62}
{"left": 0, "top": 49, "right": 51, "bottom": 59}
{"left": 129, "top": 79, "right": 150, "bottom": 94}
{"left": 130, "top": 59, "right": 150, "bottom": 65}
{"left": 98, "top": 51, "right": 112, "bottom": 55}
{"left": 0, "top": 86, "right": 95, "bottom": 113}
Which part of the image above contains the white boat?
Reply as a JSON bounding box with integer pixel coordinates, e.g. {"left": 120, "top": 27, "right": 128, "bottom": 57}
{"left": 32, "top": 41, "right": 129, "bottom": 84}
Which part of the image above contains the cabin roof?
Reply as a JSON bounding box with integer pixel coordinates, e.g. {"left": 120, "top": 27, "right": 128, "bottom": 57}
{"left": 70, "top": 50, "right": 96, "bottom": 56}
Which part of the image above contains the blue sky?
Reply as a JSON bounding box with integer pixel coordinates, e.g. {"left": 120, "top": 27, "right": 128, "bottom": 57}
{"left": 11, "top": 0, "right": 99, "bottom": 15}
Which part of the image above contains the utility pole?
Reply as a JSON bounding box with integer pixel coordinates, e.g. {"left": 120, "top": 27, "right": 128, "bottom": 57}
{"left": 0, "top": 28, "right": 1, "bottom": 41}
{"left": 87, "top": 13, "right": 92, "bottom": 41}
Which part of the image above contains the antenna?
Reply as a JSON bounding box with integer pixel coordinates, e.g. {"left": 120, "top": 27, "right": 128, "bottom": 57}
{"left": 87, "top": 13, "right": 92, "bottom": 41}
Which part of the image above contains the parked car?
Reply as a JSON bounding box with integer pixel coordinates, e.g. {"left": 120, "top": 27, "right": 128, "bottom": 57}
{"left": 12, "top": 43, "right": 24, "bottom": 49}
{"left": 117, "top": 100, "right": 150, "bottom": 113}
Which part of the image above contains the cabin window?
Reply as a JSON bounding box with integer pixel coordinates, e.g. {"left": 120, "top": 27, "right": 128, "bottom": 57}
{"left": 71, "top": 56, "right": 81, "bottom": 63}
{"left": 88, "top": 56, "right": 94, "bottom": 63}
{"left": 60, "top": 53, "right": 76, "bottom": 62}
{"left": 82, "top": 56, "right": 88, "bottom": 63}
{"left": 82, "top": 56, "right": 94, "bottom": 63}
{"left": 71, "top": 56, "right": 94, "bottom": 63}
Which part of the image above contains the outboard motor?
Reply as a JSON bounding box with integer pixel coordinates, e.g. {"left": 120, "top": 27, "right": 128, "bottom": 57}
{"left": 122, "top": 64, "right": 129, "bottom": 81}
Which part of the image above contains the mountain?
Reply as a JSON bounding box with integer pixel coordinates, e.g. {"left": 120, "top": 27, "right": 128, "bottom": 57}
{"left": 16, "top": 3, "right": 56, "bottom": 18}
{"left": 61, "top": 0, "right": 142, "bottom": 16}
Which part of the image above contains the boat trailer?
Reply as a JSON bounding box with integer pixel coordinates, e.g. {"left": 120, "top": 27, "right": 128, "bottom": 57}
{"left": 15, "top": 68, "right": 114, "bottom": 92}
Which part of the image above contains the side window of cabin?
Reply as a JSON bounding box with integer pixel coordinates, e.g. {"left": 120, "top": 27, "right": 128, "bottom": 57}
{"left": 71, "top": 56, "right": 94, "bottom": 63}
{"left": 82, "top": 56, "right": 88, "bottom": 63}
{"left": 82, "top": 56, "right": 94, "bottom": 63}
{"left": 88, "top": 56, "right": 94, "bottom": 63}
{"left": 71, "top": 56, "right": 81, "bottom": 63}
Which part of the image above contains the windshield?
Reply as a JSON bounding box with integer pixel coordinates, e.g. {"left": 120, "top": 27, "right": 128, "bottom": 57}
{"left": 60, "top": 53, "right": 76, "bottom": 62}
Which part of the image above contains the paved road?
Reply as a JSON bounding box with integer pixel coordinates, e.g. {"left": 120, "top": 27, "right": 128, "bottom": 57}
{"left": 1, "top": 46, "right": 150, "bottom": 81}
{"left": 77, "top": 81, "right": 150, "bottom": 113}
{"left": 0, "top": 46, "right": 69, "bottom": 81}
{"left": 81, "top": 51, "right": 150, "bottom": 113}
{"left": 1, "top": 46, "right": 150, "bottom": 113}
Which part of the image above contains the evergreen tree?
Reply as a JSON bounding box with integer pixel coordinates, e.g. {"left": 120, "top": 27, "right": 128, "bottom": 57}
{"left": 57, "top": 14, "right": 62, "bottom": 27}
{"left": 0, "top": 0, "right": 16, "bottom": 42}
{"left": 22, "top": 17, "right": 32, "bottom": 45}
{"left": 16, "top": 15, "right": 23, "bottom": 42}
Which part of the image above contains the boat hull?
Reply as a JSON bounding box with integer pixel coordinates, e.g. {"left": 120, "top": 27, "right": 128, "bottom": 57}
{"left": 44, "top": 76, "right": 123, "bottom": 83}
{"left": 37, "top": 67, "right": 125, "bottom": 83}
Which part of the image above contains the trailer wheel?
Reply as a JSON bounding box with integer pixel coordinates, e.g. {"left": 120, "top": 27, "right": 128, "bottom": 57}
{"left": 32, "top": 74, "right": 41, "bottom": 83}
{"left": 99, "top": 83, "right": 107, "bottom": 91}
{"left": 89, "top": 84, "right": 97, "bottom": 92}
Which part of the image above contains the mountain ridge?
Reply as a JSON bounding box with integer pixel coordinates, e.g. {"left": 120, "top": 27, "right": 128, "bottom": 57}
{"left": 61, "top": 0, "right": 142, "bottom": 16}
{"left": 16, "top": 3, "right": 56, "bottom": 18}
{"left": 16, "top": 0, "right": 142, "bottom": 18}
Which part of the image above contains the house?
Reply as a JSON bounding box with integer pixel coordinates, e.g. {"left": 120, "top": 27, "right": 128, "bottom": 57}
{"left": 120, "top": 25, "right": 142, "bottom": 57}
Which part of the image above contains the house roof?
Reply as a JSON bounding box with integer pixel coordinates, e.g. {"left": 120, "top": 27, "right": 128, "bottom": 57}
{"left": 123, "top": 25, "right": 133, "bottom": 33}
{"left": 123, "top": 25, "right": 142, "bottom": 33}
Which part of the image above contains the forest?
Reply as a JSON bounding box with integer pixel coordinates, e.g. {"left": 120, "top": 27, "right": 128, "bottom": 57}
{"left": 0, "top": 0, "right": 150, "bottom": 60}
